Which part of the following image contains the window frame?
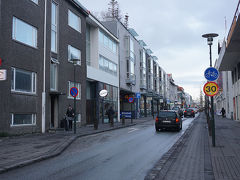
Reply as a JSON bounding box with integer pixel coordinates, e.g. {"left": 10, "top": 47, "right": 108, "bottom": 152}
{"left": 11, "top": 67, "right": 37, "bottom": 94}
{"left": 99, "top": 55, "right": 117, "bottom": 76}
{"left": 68, "top": 45, "right": 81, "bottom": 65}
{"left": 11, "top": 114, "right": 36, "bottom": 126}
{"left": 50, "top": 58, "right": 59, "bottom": 91}
{"left": 51, "top": 1, "right": 58, "bottom": 53}
{"left": 12, "top": 17, "right": 38, "bottom": 48}
{"left": 68, "top": 9, "right": 81, "bottom": 33}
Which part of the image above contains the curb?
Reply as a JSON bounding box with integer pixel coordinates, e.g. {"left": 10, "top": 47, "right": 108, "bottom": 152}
{"left": 0, "top": 120, "right": 149, "bottom": 174}
{"left": 144, "top": 114, "right": 200, "bottom": 180}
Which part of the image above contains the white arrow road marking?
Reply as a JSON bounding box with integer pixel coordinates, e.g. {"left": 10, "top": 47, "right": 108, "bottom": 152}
{"left": 128, "top": 128, "right": 139, "bottom": 133}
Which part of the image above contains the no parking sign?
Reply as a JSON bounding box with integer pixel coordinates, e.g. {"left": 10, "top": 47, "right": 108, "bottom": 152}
{"left": 70, "top": 87, "right": 78, "bottom": 97}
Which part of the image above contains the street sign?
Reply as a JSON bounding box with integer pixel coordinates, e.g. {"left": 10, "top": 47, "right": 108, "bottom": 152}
{"left": 99, "top": 89, "right": 108, "bottom": 97}
{"left": 0, "top": 69, "right": 6, "bottom": 81}
{"left": 135, "top": 92, "right": 141, "bottom": 99}
{"left": 70, "top": 87, "right": 78, "bottom": 97}
{"left": 203, "top": 82, "right": 219, "bottom": 97}
{"left": 204, "top": 67, "right": 219, "bottom": 81}
{"left": 128, "top": 97, "right": 134, "bottom": 103}
{"left": 120, "top": 112, "right": 132, "bottom": 118}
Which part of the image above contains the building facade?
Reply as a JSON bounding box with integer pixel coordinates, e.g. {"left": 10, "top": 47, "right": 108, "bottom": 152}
{"left": 0, "top": 0, "right": 88, "bottom": 134}
{"left": 86, "top": 14, "right": 120, "bottom": 125}
{"left": 215, "top": 41, "right": 234, "bottom": 119}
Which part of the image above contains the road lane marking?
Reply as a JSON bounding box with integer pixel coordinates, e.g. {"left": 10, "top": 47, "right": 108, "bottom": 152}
{"left": 128, "top": 128, "right": 139, "bottom": 133}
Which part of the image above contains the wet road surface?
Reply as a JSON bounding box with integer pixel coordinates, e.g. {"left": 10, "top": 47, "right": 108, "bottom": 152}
{"left": 0, "top": 116, "right": 197, "bottom": 180}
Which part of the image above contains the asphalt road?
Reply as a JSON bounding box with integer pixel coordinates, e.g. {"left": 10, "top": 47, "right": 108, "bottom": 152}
{"left": 0, "top": 115, "right": 197, "bottom": 180}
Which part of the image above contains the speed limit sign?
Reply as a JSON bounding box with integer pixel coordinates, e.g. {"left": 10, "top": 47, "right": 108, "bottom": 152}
{"left": 203, "top": 82, "right": 219, "bottom": 97}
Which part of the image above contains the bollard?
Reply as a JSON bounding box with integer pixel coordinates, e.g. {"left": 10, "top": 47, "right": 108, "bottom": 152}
{"left": 94, "top": 118, "right": 98, "bottom": 130}
{"left": 122, "top": 115, "right": 125, "bottom": 125}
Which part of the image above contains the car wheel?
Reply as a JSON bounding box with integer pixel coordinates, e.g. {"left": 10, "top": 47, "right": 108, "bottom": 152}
{"left": 155, "top": 126, "right": 160, "bottom": 132}
{"left": 177, "top": 124, "right": 182, "bottom": 131}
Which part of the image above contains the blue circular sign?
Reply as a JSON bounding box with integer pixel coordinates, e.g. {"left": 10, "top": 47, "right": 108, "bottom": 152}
{"left": 204, "top": 67, "right": 219, "bottom": 81}
{"left": 70, "top": 87, "right": 78, "bottom": 97}
{"left": 128, "top": 97, "right": 134, "bottom": 103}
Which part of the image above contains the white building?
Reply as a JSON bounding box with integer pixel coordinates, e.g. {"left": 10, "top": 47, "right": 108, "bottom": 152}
{"left": 215, "top": 41, "right": 234, "bottom": 119}
{"left": 86, "top": 14, "right": 120, "bottom": 124}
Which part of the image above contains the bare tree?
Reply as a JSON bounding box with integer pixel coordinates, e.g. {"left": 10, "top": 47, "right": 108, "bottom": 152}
{"left": 102, "top": 0, "right": 122, "bottom": 21}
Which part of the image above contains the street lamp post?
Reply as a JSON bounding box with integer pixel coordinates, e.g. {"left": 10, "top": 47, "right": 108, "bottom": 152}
{"left": 202, "top": 33, "right": 218, "bottom": 147}
{"left": 71, "top": 59, "right": 80, "bottom": 134}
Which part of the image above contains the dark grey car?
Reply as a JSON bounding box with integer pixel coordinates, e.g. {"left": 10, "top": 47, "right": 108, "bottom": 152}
{"left": 155, "top": 110, "right": 182, "bottom": 132}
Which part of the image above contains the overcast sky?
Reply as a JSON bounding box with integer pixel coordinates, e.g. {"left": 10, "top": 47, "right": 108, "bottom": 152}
{"left": 79, "top": 0, "right": 238, "bottom": 100}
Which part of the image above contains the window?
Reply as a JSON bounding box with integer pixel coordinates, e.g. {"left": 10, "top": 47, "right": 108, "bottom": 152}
{"left": 99, "top": 31, "right": 117, "bottom": 54}
{"left": 30, "top": 0, "right": 38, "bottom": 4}
{"left": 86, "top": 25, "right": 91, "bottom": 65}
{"left": 68, "top": 81, "right": 81, "bottom": 99}
{"left": 68, "top": 45, "right": 81, "bottom": 65}
{"left": 11, "top": 67, "right": 36, "bottom": 94}
{"left": 68, "top": 10, "right": 81, "bottom": 32}
{"left": 51, "top": 2, "right": 58, "bottom": 53}
{"left": 50, "top": 58, "right": 58, "bottom": 91}
{"left": 99, "top": 55, "right": 117, "bottom": 76}
{"left": 11, "top": 114, "right": 36, "bottom": 126}
{"left": 12, "top": 17, "right": 37, "bottom": 48}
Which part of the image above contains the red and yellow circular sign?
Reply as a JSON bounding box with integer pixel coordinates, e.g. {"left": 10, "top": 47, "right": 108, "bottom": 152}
{"left": 203, "top": 82, "right": 219, "bottom": 97}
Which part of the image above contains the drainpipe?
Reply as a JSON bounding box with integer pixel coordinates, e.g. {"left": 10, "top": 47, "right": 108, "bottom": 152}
{"left": 42, "top": 0, "right": 47, "bottom": 133}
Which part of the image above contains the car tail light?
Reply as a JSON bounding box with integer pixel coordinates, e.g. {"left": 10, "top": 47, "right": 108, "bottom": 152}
{"left": 191, "top": 110, "right": 194, "bottom": 113}
{"left": 184, "top": 111, "right": 186, "bottom": 113}
{"left": 155, "top": 117, "right": 159, "bottom": 122}
{"left": 176, "top": 118, "right": 179, "bottom": 122}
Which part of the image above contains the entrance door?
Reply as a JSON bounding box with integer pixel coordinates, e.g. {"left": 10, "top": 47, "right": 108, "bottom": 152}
{"left": 86, "top": 99, "right": 96, "bottom": 124}
{"left": 50, "top": 96, "right": 58, "bottom": 128}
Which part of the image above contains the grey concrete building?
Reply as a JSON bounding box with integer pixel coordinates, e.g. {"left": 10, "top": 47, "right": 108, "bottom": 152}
{"left": 0, "top": 0, "right": 88, "bottom": 134}
{"left": 102, "top": 19, "right": 143, "bottom": 119}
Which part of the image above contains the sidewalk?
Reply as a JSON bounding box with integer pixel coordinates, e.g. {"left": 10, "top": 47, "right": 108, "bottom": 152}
{"left": 0, "top": 116, "right": 153, "bottom": 174}
{"left": 145, "top": 112, "right": 213, "bottom": 180}
{"left": 210, "top": 115, "right": 240, "bottom": 180}
{"left": 146, "top": 112, "right": 240, "bottom": 180}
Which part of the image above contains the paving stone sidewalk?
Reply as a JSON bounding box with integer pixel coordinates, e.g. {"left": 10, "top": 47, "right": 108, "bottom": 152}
{"left": 0, "top": 117, "right": 152, "bottom": 174}
{"left": 210, "top": 115, "right": 240, "bottom": 180}
{"left": 146, "top": 112, "right": 240, "bottom": 180}
{"left": 145, "top": 113, "right": 214, "bottom": 180}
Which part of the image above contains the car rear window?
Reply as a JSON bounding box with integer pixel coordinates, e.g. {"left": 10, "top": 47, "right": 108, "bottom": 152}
{"left": 158, "top": 112, "right": 176, "bottom": 118}
{"left": 186, "top": 109, "right": 193, "bottom": 112}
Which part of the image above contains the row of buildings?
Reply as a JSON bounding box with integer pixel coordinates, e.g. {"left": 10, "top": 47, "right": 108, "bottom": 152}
{"left": 0, "top": 0, "right": 192, "bottom": 135}
{"left": 214, "top": 0, "right": 240, "bottom": 120}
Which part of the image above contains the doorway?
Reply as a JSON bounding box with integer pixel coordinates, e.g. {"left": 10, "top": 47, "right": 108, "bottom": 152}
{"left": 50, "top": 96, "right": 59, "bottom": 129}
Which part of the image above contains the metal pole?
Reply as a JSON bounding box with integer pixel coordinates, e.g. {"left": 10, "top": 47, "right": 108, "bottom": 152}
{"left": 74, "top": 64, "right": 76, "bottom": 134}
{"left": 131, "top": 85, "right": 133, "bottom": 123}
{"left": 209, "top": 44, "right": 215, "bottom": 147}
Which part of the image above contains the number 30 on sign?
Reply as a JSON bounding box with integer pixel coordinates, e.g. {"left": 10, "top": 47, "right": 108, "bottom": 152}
{"left": 203, "top": 82, "right": 219, "bottom": 97}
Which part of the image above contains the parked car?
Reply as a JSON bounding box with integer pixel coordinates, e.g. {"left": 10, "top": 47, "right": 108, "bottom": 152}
{"left": 172, "top": 107, "right": 183, "bottom": 117}
{"left": 184, "top": 108, "right": 195, "bottom": 118}
{"left": 155, "top": 110, "right": 182, "bottom": 132}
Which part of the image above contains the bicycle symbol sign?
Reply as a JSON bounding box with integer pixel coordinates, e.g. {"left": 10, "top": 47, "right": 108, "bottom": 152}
{"left": 204, "top": 67, "right": 219, "bottom": 81}
{"left": 203, "top": 82, "right": 219, "bottom": 97}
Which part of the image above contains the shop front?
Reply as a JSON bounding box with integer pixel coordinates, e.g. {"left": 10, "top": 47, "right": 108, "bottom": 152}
{"left": 86, "top": 81, "right": 118, "bottom": 125}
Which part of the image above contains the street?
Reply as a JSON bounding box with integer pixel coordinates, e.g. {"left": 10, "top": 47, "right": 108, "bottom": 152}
{"left": 0, "top": 116, "right": 197, "bottom": 180}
